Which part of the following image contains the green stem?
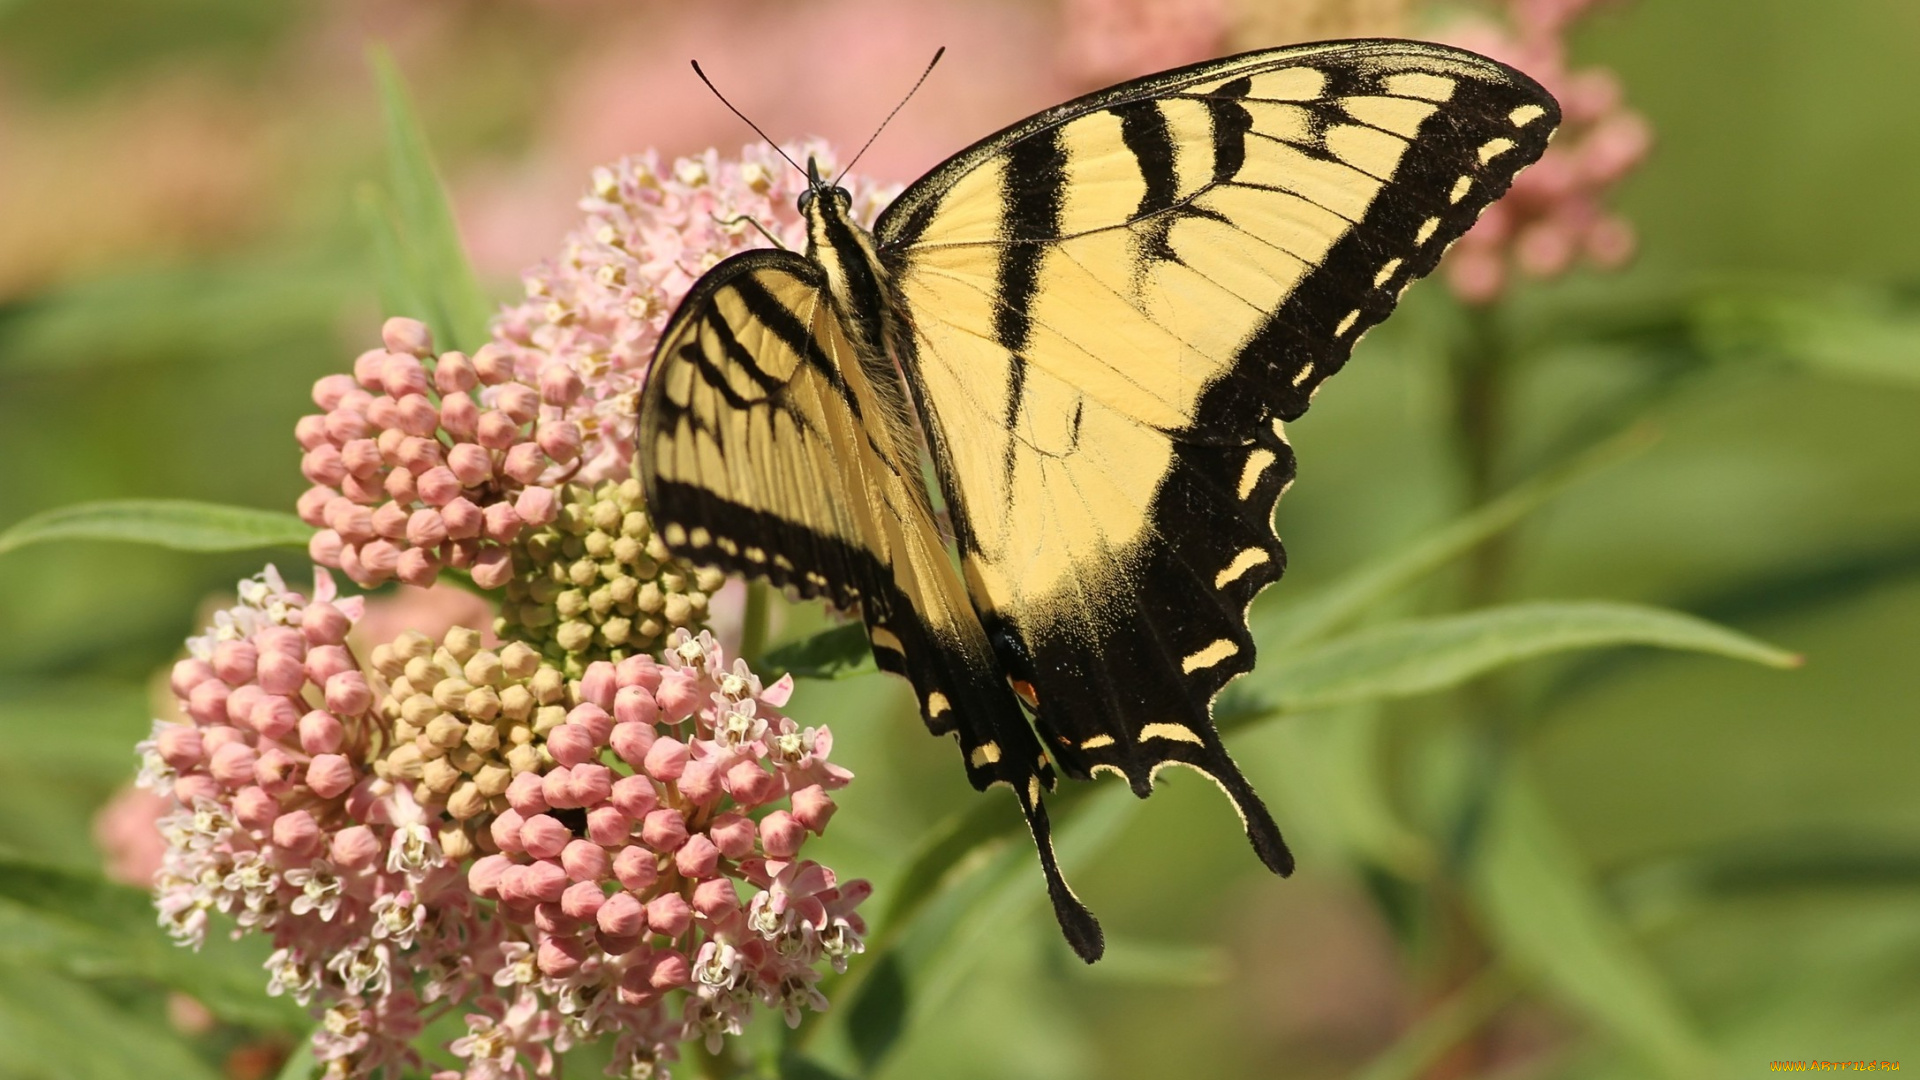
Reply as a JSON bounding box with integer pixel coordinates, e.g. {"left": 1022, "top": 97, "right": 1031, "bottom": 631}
{"left": 740, "top": 580, "right": 771, "bottom": 663}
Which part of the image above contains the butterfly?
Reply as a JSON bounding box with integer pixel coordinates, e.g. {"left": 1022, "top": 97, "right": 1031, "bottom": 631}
{"left": 638, "top": 39, "right": 1558, "bottom": 962}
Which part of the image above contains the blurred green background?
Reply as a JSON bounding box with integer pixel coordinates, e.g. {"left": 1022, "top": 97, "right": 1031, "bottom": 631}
{"left": 2, "top": 1, "right": 1918, "bottom": 1078}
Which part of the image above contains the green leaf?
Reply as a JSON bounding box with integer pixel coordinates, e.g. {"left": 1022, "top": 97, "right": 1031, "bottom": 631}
{"left": 367, "top": 45, "right": 492, "bottom": 353}
{"left": 0, "top": 680, "right": 149, "bottom": 779}
{"left": 0, "top": 854, "right": 303, "bottom": 1029}
{"left": 1075, "top": 936, "right": 1229, "bottom": 988}
{"left": 1262, "top": 705, "right": 1435, "bottom": 879}
{"left": 1695, "top": 285, "right": 1920, "bottom": 388}
{"left": 1259, "top": 426, "right": 1653, "bottom": 651}
{"left": 356, "top": 183, "right": 433, "bottom": 331}
{"left": 1225, "top": 601, "right": 1799, "bottom": 723}
{"left": 0, "top": 963, "right": 222, "bottom": 1080}
{"left": 761, "top": 622, "right": 877, "bottom": 681}
{"left": 1351, "top": 967, "right": 1518, "bottom": 1080}
{"left": 272, "top": 1038, "right": 316, "bottom": 1080}
{"left": 1469, "top": 773, "right": 1723, "bottom": 1079}
{"left": 0, "top": 499, "right": 311, "bottom": 558}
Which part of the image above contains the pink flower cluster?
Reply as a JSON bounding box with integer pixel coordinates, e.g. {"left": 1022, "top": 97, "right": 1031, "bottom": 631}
{"left": 1440, "top": 0, "right": 1654, "bottom": 302}
{"left": 490, "top": 142, "right": 896, "bottom": 483}
{"left": 297, "top": 317, "right": 582, "bottom": 589}
{"left": 1057, "top": 0, "right": 1232, "bottom": 89}
{"left": 465, "top": 629, "right": 867, "bottom": 1054}
{"left": 138, "top": 567, "right": 457, "bottom": 1076}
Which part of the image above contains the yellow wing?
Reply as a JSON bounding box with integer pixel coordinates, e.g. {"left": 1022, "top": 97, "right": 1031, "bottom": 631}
{"left": 874, "top": 40, "right": 1557, "bottom": 866}
{"left": 636, "top": 249, "right": 1104, "bottom": 960}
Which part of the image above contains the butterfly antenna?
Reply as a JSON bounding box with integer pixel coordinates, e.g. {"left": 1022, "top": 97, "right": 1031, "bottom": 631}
{"left": 690, "top": 60, "right": 805, "bottom": 177}
{"left": 834, "top": 46, "right": 945, "bottom": 185}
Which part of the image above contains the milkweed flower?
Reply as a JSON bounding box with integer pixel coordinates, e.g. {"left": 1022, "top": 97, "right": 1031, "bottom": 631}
{"left": 296, "top": 316, "right": 579, "bottom": 590}
{"left": 1438, "top": 0, "right": 1653, "bottom": 302}
{"left": 488, "top": 142, "right": 896, "bottom": 484}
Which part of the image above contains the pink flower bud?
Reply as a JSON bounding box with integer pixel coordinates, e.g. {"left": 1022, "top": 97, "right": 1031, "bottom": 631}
{"left": 416, "top": 467, "right": 462, "bottom": 507}
{"left": 324, "top": 671, "right": 372, "bottom": 716}
{"left": 476, "top": 410, "right": 520, "bottom": 450}
{"left": 311, "top": 375, "right": 358, "bottom": 411}
{"left": 366, "top": 500, "right": 405, "bottom": 540}
{"left": 490, "top": 808, "right": 527, "bottom": 853}
{"left": 301, "top": 600, "right": 352, "bottom": 646}
{"left": 340, "top": 471, "right": 385, "bottom": 507}
{"left": 514, "top": 485, "right": 558, "bottom": 527}
{"left": 396, "top": 435, "right": 443, "bottom": 474}
{"left": 641, "top": 808, "right": 689, "bottom": 852}
{"left": 308, "top": 528, "right": 345, "bottom": 569}
{"left": 586, "top": 806, "right": 630, "bottom": 846}
{"left": 481, "top": 501, "right": 524, "bottom": 543}
{"left": 609, "top": 774, "right": 658, "bottom": 819}
{"left": 646, "top": 949, "right": 691, "bottom": 990}
{"left": 248, "top": 695, "right": 300, "bottom": 741}
{"left": 472, "top": 344, "right": 515, "bottom": 385}
{"left": 495, "top": 383, "right": 540, "bottom": 424}
{"left": 468, "top": 853, "right": 512, "bottom": 898}
{"left": 538, "top": 936, "right": 584, "bottom": 977}
{"left": 169, "top": 657, "right": 216, "bottom": 701}
{"left": 382, "top": 316, "right": 434, "bottom": 357}
{"left": 612, "top": 845, "right": 658, "bottom": 891}
{"left": 325, "top": 498, "right": 375, "bottom": 543}
{"left": 615, "top": 654, "right": 663, "bottom": 691}
{"left": 646, "top": 893, "right": 694, "bottom": 937}
{"left": 295, "top": 414, "right": 332, "bottom": 450}
{"left": 383, "top": 355, "right": 431, "bottom": 399}
{"left": 759, "top": 810, "right": 805, "bottom": 858}
{"left": 707, "top": 813, "right": 757, "bottom": 859}
{"left": 273, "top": 809, "right": 320, "bottom": 853}
{"left": 599, "top": 929, "right": 642, "bottom": 957}
{"left": 471, "top": 547, "right": 515, "bottom": 590}
{"left": 495, "top": 863, "right": 530, "bottom": 905}
{"left": 434, "top": 351, "right": 477, "bottom": 393}
{"left": 187, "top": 680, "right": 232, "bottom": 726}
{"left": 358, "top": 538, "right": 401, "bottom": 578}
{"left": 613, "top": 686, "right": 659, "bottom": 728}
{"left": 547, "top": 725, "right": 596, "bottom": 768}
{"left": 349, "top": 348, "right": 385, "bottom": 388}
{"left": 211, "top": 640, "right": 258, "bottom": 686}
{"left": 692, "top": 878, "right": 739, "bottom": 919}
{"left": 383, "top": 467, "right": 417, "bottom": 504}
{"left": 306, "top": 754, "right": 356, "bottom": 799}
{"left": 296, "top": 485, "right": 335, "bottom": 527}
{"left": 520, "top": 814, "right": 571, "bottom": 860}
{"left": 233, "top": 786, "right": 278, "bottom": 830}
{"left": 447, "top": 442, "right": 493, "bottom": 486}
{"left": 438, "top": 392, "right": 478, "bottom": 440}
{"left": 174, "top": 774, "right": 220, "bottom": 805}
{"left": 643, "top": 737, "right": 688, "bottom": 782}
{"left": 678, "top": 758, "right": 723, "bottom": 806}
{"left": 209, "top": 741, "right": 258, "bottom": 787}
{"left": 524, "top": 860, "right": 569, "bottom": 903}
{"left": 440, "top": 496, "right": 483, "bottom": 539}
{"left": 562, "top": 839, "right": 610, "bottom": 881}
{"left": 610, "top": 721, "right": 656, "bottom": 768}
{"left": 568, "top": 701, "right": 614, "bottom": 743}
{"left": 325, "top": 407, "right": 371, "bottom": 444}
{"left": 256, "top": 625, "right": 304, "bottom": 656}
{"left": 331, "top": 824, "right": 381, "bottom": 867}
{"left": 403, "top": 508, "right": 447, "bottom": 549}
{"left": 155, "top": 724, "right": 203, "bottom": 769}
{"left": 341, "top": 438, "right": 384, "bottom": 478}
{"left": 791, "top": 785, "right": 837, "bottom": 834}
{"left": 396, "top": 547, "right": 441, "bottom": 587}
{"left": 539, "top": 363, "right": 583, "bottom": 406}
{"left": 302, "top": 445, "right": 347, "bottom": 487}
{"left": 595, "top": 891, "right": 644, "bottom": 937}
{"left": 502, "top": 443, "right": 548, "bottom": 485}
{"left": 537, "top": 420, "right": 582, "bottom": 463}
{"left": 674, "top": 833, "right": 720, "bottom": 879}
{"left": 654, "top": 671, "right": 700, "bottom": 724}
{"left": 535, "top": 901, "right": 578, "bottom": 936}
{"left": 253, "top": 747, "right": 301, "bottom": 794}
{"left": 726, "top": 760, "right": 778, "bottom": 807}
{"left": 255, "top": 649, "right": 307, "bottom": 696}
{"left": 224, "top": 684, "right": 263, "bottom": 727}
{"left": 298, "top": 710, "right": 343, "bottom": 754}
{"left": 561, "top": 880, "right": 605, "bottom": 921}
{"left": 202, "top": 723, "right": 244, "bottom": 754}
{"left": 507, "top": 770, "right": 548, "bottom": 815}
{"left": 569, "top": 763, "right": 612, "bottom": 806}
{"left": 364, "top": 395, "right": 398, "bottom": 431}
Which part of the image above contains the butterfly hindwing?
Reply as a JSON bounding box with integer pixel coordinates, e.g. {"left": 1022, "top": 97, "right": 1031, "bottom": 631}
{"left": 638, "top": 248, "right": 1105, "bottom": 960}
{"left": 874, "top": 41, "right": 1556, "bottom": 867}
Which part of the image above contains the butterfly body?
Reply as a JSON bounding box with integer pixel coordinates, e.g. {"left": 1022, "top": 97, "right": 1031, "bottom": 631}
{"left": 639, "top": 40, "right": 1559, "bottom": 962}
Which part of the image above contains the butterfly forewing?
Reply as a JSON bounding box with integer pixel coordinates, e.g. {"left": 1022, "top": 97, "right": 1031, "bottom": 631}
{"left": 873, "top": 41, "right": 1556, "bottom": 867}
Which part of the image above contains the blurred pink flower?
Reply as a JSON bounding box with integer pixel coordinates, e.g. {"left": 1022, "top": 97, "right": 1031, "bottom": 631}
{"left": 1058, "top": 0, "right": 1233, "bottom": 89}
{"left": 94, "top": 784, "right": 172, "bottom": 886}
{"left": 489, "top": 143, "right": 896, "bottom": 484}
{"left": 1438, "top": 0, "right": 1653, "bottom": 302}
{"left": 350, "top": 581, "right": 498, "bottom": 654}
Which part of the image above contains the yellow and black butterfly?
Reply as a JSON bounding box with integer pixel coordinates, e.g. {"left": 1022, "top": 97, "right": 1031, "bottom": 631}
{"left": 639, "top": 40, "right": 1558, "bottom": 962}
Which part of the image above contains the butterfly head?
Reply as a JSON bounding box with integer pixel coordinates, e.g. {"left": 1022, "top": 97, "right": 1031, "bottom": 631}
{"left": 797, "top": 156, "right": 853, "bottom": 219}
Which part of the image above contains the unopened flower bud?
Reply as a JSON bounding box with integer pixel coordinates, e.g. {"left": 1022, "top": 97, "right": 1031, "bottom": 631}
{"left": 791, "top": 784, "right": 837, "bottom": 834}
{"left": 441, "top": 497, "right": 483, "bottom": 540}
{"left": 612, "top": 845, "right": 658, "bottom": 891}
{"left": 324, "top": 671, "right": 372, "bottom": 716}
{"left": 643, "top": 737, "right": 688, "bottom": 782}
{"left": 521, "top": 814, "right": 570, "bottom": 860}
{"left": 641, "top": 808, "right": 689, "bottom": 852}
{"left": 674, "top": 833, "right": 720, "bottom": 879}
{"left": 562, "top": 839, "right": 610, "bottom": 881}
{"left": 726, "top": 759, "right": 778, "bottom": 807}
{"left": 331, "top": 824, "right": 381, "bottom": 867}
{"left": 692, "top": 878, "right": 739, "bottom": 919}
{"left": 417, "top": 467, "right": 463, "bottom": 506}
{"left": 502, "top": 443, "right": 547, "bottom": 485}
{"left": 515, "top": 485, "right": 559, "bottom": 527}
{"left": 597, "top": 890, "right": 646, "bottom": 937}
{"left": 678, "top": 758, "right": 723, "bottom": 806}
{"left": 273, "top": 809, "right": 320, "bottom": 853}
{"left": 233, "top": 786, "right": 278, "bottom": 830}
{"left": 759, "top": 810, "right": 805, "bottom": 858}
{"left": 654, "top": 671, "right": 700, "bottom": 724}
{"left": 306, "top": 754, "right": 356, "bottom": 799}
{"left": 209, "top": 742, "right": 258, "bottom": 787}
{"left": 707, "top": 812, "right": 757, "bottom": 859}
{"left": 524, "top": 860, "right": 569, "bottom": 903}
{"left": 646, "top": 892, "right": 693, "bottom": 937}
{"left": 469, "top": 853, "right": 512, "bottom": 898}
{"left": 609, "top": 774, "right": 658, "bottom": 820}
{"left": 155, "top": 725, "right": 204, "bottom": 769}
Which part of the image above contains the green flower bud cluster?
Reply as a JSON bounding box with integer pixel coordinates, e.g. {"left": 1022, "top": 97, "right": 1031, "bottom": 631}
{"left": 368, "top": 626, "right": 567, "bottom": 859}
{"left": 494, "top": 478, "right": 725, "bottom": 674}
